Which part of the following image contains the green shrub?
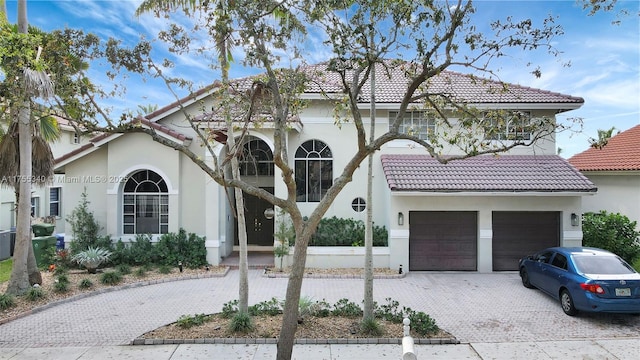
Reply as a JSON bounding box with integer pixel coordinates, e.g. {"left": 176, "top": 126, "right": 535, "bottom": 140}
{"left": 221, "top": 300, "right": 239, "bottom": 319}
{"left": 100, "top": 271, "right": 123, "bottom": 285}
{"left": 56, "top": 274, "right": 69, "bottom": 284}
{"left": 228, "top": 311, "right": 254, "bottom": 333}
{"left": 249, "top": 297, "right": 282, "bottom": 316}
{"left": 66, "top": 190, "right": 103, "bottom": 253}
{"left": 0, "top": 293, "right": 15, "bottom": 310}
{"left": 331, "top": 298, "right": 363, "bottom": 318}
{"left": 134, "top": 268, "right": 147, "bottom": 278}
{"left": 53, "top": 265, "right": 68, "bottom": 276}
{"left": 633, "top": 257, "right": 640, "bottom": 272}
{"left": 375, "top": 298, "right": 404, "bottom": 323}
{"left": 155, "top": 229, "right": 207, "bottom": 268}
{"left": 310, "top": 299, "right": 332, "bottom": 318}
{"left": 116, "top": 264, "right": 131, "bottom": 275}
{"left": 78, "top": 278, "right": 93, "bottom": 289}
{"left": 113, "top": 235, "right": 156, "bottom": 266}
{"left": 53, "top": 281, "right": 69, "bottom": 293}
{"left": 408, "top": 311, "right": 439, "bottom": 336}
{"left": 40, "top": 246, "right": 57, "bottom": 270}
{"left": 305, "top": 216, "right": 388, "bottom": 247}
{"left": 176, "top": 313, "right": 210, "bottom": 329}
{"left": 360, "top": 317, "right": 383, "bottom": 336}
{"left": 25, "top": 287, "right": 45, "bottom": 301}
{"left": 582, "top": 211, "right": 640, "bottom": 264}
{"left": 157, "top": 264, "right": 172, "bottom": 274}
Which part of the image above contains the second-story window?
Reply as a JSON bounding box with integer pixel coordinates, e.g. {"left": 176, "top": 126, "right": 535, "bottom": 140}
{"left": 389, "top": 111, "right": 436, "bottom": 140}
{"left": 483, "top": 110, "right": 532, "bottom": 141}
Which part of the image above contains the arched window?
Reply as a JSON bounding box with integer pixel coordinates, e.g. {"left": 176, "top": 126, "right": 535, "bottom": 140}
{"left": 240, "top": 139, "right": 274, "bottom": 176}
{"left": 122, "top": 170, "right": 168, "bottom": 234}
{"left": 295, "top": 140, "right": 332, "bottom": 202}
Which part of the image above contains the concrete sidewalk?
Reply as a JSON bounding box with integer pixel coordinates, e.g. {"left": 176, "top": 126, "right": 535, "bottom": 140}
{"left": 1, "top": 339, "right": 639, "bottom": 359}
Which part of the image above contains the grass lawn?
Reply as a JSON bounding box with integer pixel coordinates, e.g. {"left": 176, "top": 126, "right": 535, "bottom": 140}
{"left": 0, "top": 258, "right": 12, "bottom": 283}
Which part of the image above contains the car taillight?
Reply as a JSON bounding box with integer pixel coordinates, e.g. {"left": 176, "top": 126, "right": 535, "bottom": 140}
{"left": 580, "top": 283, "right": 605, "bottom": 294}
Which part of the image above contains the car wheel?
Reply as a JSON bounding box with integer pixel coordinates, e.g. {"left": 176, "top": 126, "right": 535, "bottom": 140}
{"left": 520, "top": 268, "right": 535, "bottom": 289}
{"left": 560, "top": 289, "right": 578, "bottom": 316}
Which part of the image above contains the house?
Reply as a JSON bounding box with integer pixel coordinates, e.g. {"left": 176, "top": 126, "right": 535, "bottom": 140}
{"left": 51, "top": 62, "right": 595, "bottom": 272}
{"left": 568, "top": 124, "right": 640, "bottom": 228}
{"left": 0, "top": 117, "right": 90, "bottom": 232}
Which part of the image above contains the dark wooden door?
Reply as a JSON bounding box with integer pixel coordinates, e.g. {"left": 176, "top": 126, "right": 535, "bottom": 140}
{"left": 235, "top": 188, "right": 274, "bottom": 246}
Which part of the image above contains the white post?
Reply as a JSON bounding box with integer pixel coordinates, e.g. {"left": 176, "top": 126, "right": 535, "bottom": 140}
{"left": 402, "top": 317, "right": 417, "bottom": 360}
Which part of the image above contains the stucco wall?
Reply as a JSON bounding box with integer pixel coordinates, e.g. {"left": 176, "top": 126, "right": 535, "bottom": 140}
{"left": 63, "top": 146, "right": 110, "bottom": 240}
{"left": 580, "top": 173, "right": 640, "bottom": 229}
{"left": 388, "top": 194, "right": 584, "bottom": 272}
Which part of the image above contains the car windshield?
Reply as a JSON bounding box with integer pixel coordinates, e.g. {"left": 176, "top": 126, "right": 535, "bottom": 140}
{"left": 572, "top": 255, "right": 636, "bottom": 275}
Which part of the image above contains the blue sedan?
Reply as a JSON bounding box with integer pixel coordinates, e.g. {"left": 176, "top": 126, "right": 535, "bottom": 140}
{"left": 519, "top": 247, "right": 640, "bottom": 316}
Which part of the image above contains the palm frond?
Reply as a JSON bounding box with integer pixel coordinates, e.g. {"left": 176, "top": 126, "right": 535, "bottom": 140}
{"left": 36, "top": 115, "right": 60, "bottom": 142}
{"left": 135, "top": 0, "right": 205, "bottom": 16}
{"left": 31, "top": 135, "right": 54, "bottom": 184}
{"left": 22, "top": 68, "right": 54, "bottom": 99}
{"left": 0, "top": 133, "right": 18, "bottom": 188}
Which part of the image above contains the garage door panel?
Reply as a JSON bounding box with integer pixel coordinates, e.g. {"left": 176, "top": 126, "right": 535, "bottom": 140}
{"left": 409, "top": 211, "right": 477, "bottom": 271}
{"left": 492, "top": 211, "right": 560, "bottom": 271}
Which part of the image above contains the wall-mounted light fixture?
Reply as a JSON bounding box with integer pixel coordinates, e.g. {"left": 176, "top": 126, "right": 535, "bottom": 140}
{"left": 398, "top": 212, "right": 404, "bottom": 226}
{"left": 571, "top": 213, "right": 579, "bottom": 227}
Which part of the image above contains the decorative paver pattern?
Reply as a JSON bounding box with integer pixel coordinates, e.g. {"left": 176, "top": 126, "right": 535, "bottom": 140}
{"left": 0, "top": 271, "right": 638, "bottom": 348}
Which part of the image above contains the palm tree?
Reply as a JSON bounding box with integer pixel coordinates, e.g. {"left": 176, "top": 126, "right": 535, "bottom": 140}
{"left": 1, "top": 0, "right": 57, "bottom": 295}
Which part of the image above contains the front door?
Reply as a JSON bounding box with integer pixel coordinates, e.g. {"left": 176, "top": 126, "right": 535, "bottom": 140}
{"left": 235, "top": 188, "right": 274, "bottom": 246}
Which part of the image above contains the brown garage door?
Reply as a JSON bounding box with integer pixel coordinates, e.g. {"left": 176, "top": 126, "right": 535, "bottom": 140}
{"left": 492, "top": 211, "right": 560, "bottom": 271}
{"left": 409, "top": 211, "right": 477, "bottom": 271}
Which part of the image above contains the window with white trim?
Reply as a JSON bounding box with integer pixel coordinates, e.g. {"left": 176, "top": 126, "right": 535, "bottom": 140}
{"left": 389, "top": 110, "right": 436, "bottom": 140}
{"left": 483, "top": 110, "right": 532, "bottom": 141}
{"left": 49, "top": 187, "right": 61, "bottom": 217}
{"left": 122, "top": 170, "right": 169, "bottom": 234}
{"left": 295, "top": 140, "right": 333, "bottom": 202}
{"left": 31, "top": 197, "right": 40, "bottom": 217}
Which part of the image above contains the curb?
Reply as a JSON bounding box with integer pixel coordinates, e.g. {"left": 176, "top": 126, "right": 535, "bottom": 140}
{"left": 262, "top": 272, "right": 407, "bottom": 279}
{"left": 130, "top": 336, "right": 459, "bottom": 346}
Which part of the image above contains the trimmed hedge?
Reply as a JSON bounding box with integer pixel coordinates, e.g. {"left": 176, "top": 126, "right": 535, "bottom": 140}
{"left": 308, "top": 216, "right": 388, "bottom": 247}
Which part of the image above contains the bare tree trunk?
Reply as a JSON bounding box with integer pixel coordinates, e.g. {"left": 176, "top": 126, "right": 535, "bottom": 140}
{"left": 363, "top": 46, "right": 377, "bottom": 320}
{"left": 6, "top": 0, "right": 41, "bottom": 295}
{"left": 17, "top": 0, "right": 26, "bottom": 33}
{"left": 276, "top": 229, "right": 310, "bottom": 360}
{"left": 6, "top": 101, "right": 36, "bottom": 295}
{"left": 229, "top": 147, "right": 249, "bottom": 313}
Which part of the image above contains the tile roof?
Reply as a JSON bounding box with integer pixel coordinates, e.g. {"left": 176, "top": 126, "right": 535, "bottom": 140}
{"left": 568, "top": 124, "right": 640, "bottom": 171}
{"left": 304, "top": 61, "right": 584, "bottom": 106}
{"left": 380, "top": 154, "right": 596, "bottom": 192}
{"left": 232, "top": 60, "right": 584, "bottom": 108}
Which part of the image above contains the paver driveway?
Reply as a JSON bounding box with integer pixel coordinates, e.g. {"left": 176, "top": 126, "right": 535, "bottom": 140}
{"left": 0, "top": 270, "right": 638, "bottom": 347}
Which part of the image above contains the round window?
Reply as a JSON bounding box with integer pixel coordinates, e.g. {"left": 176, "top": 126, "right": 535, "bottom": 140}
{"left": 351, "top": 197, "right": 366, "bottom": 212}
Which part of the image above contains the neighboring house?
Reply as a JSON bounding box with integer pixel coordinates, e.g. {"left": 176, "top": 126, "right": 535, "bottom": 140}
{"left": 53, "top": 62, "right": 595, "bottom": 272}
{"left": 568, "top": 124, "right": 640, "bottom": 229}
{"left": 0, "top": 117, "right": 90, "bottom": 232}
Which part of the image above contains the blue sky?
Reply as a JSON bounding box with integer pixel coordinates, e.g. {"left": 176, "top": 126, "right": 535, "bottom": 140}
{"left": 4, "top": 0, "right": 639, "bottom": 158}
